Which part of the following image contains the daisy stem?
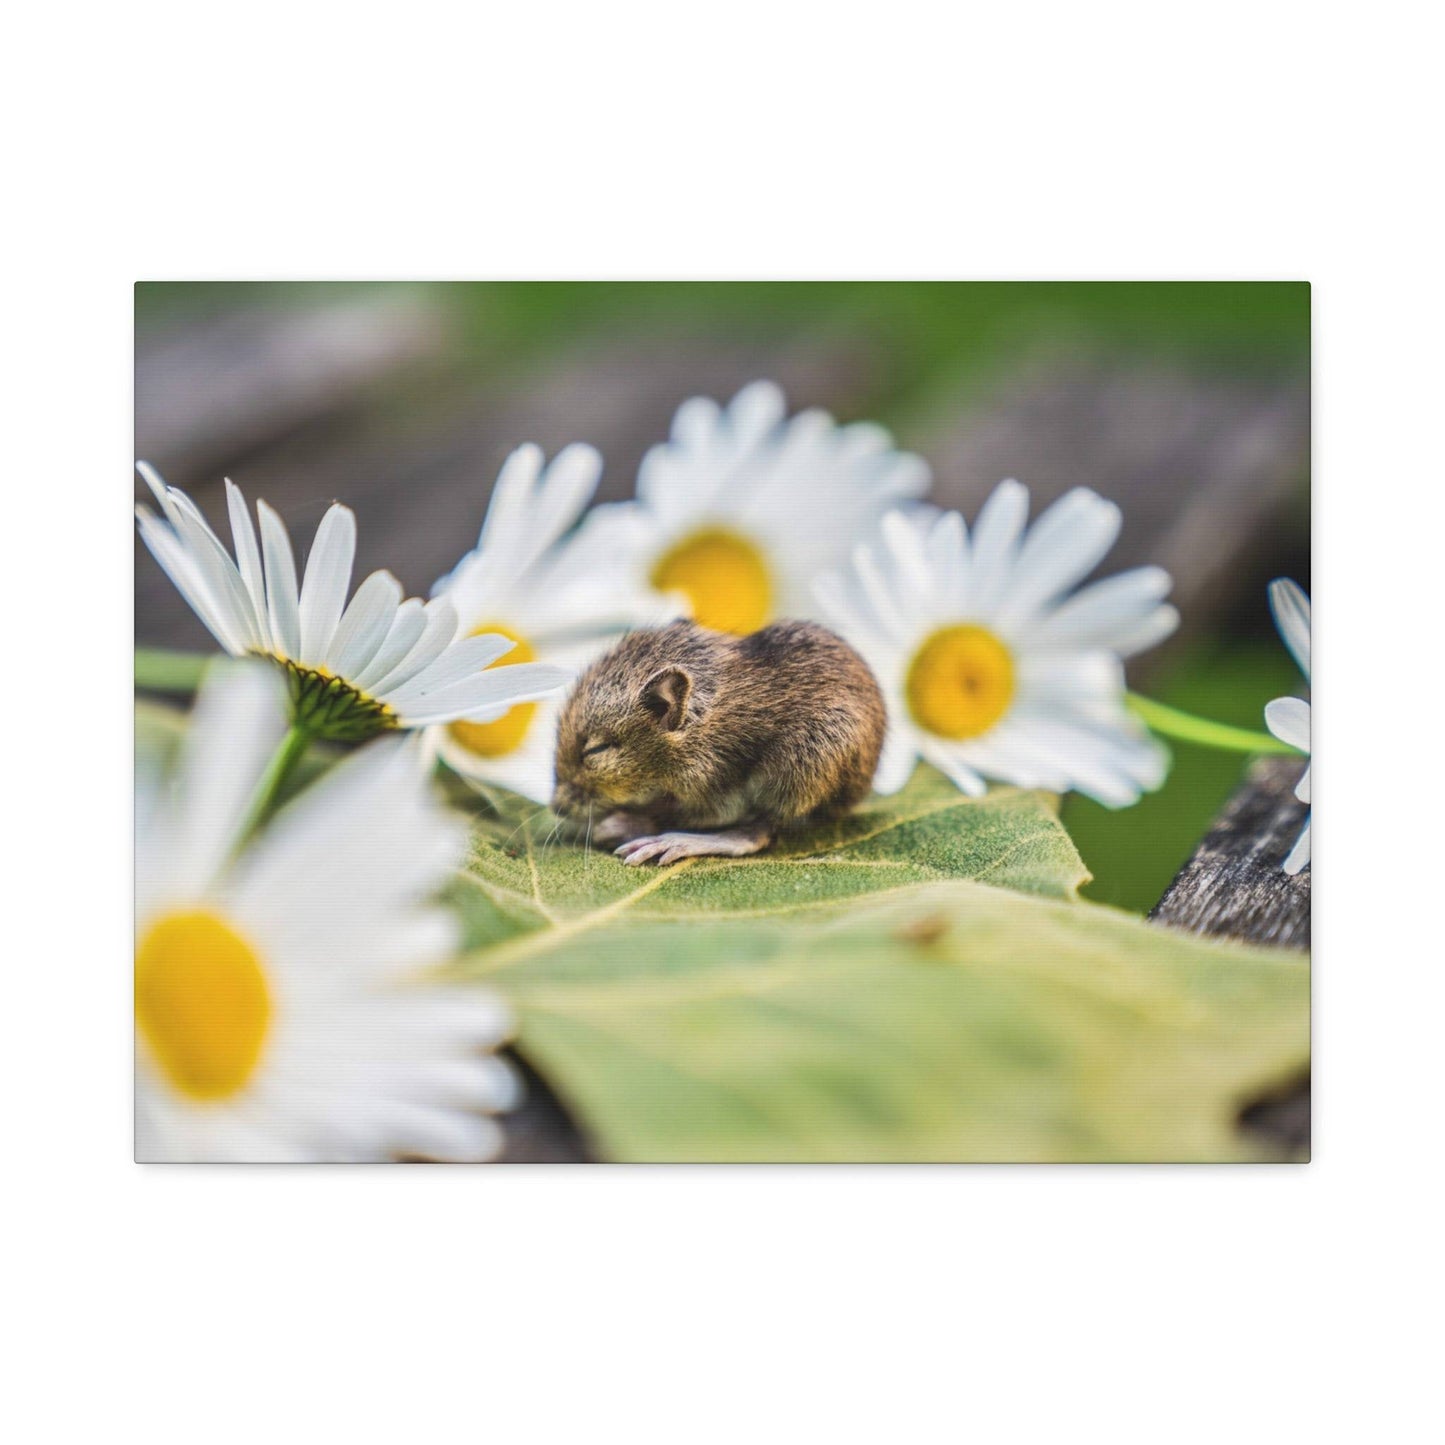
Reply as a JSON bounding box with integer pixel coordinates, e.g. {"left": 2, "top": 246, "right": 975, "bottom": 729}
{"left": 134, "top": 646, "right": 210, "bottom": 693}
{"left": 1126, "top": 692, "right": 1299, "bottom": 755}
{"left": 235, "top": 722, "right": 314, "bottom": 848}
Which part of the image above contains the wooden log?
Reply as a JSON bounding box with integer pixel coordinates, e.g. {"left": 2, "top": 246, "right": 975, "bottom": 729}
{"left": 135, "top": 290, "right": 453, "bottom": 480}
{"left": 495, "top": 1055, "right": 594, "bottom": 1164}
{"left": 1151, "top": 755, "right": 1311, "bottom": 949}
{"left": 1151, "top": 756, "right": 1311, "bottom": 1155}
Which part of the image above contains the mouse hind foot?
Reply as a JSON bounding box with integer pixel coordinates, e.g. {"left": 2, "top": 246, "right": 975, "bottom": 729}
{"left": 616, "top": 822, "right": 773, "bottom": 867}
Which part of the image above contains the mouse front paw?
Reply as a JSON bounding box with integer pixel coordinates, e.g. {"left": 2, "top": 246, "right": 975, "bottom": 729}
{"left": 616, "top": 826, "right": 772, "bottom": 867}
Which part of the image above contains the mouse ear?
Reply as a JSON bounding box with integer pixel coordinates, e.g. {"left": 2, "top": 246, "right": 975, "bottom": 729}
{"left": 640, "top": 667, "right": 692, "bottom": 732}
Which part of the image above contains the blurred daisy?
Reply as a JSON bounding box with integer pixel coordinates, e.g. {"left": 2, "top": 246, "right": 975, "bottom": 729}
{"left": 816, "top": 482, "right": 1179, "bottom": 806}
{"left": 1264, "top": 578, "right": 1311, "bottom": 874}
{"left": 136, "top": 663, "right": 518, "bottom": 1162}
{"left": 574, "top": 380, "right": 930, "bottom": 635}
{"left": 135, "top": 464, "right": 570, "bottom": 742}
{"left": 427, "top": 443, "right": 660, "bottom": 802}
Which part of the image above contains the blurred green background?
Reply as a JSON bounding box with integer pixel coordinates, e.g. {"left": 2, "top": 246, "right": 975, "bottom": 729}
{"left": 136, "top": 281, "right": 1310, "bottom": 913}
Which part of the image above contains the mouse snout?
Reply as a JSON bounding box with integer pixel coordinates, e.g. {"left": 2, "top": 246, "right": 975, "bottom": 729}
{"left": 551, "top": 779, "right": 587, "bottom": 817}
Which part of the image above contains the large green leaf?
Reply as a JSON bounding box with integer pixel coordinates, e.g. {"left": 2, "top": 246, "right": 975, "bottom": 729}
{"left": 449, "top": 771, "right": 1308, "bottom": 1163}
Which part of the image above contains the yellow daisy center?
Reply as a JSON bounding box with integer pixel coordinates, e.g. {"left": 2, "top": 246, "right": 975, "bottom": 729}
{"left": 905, "top": 625, "right": 1016, "bottom": 740}
{"left": 447, "top": 623, "right": 538, "bottom": 758}
{"left": 135, "top": 909, "right": 273, "bottom": 1102}
{"left": 650, "top": 527, "right": 774, "bottom": 635}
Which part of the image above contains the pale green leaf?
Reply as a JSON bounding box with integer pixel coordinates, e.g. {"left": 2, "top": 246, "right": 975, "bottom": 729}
{"left": 450, "top": 771, "right": 1308, "bottom": 1163}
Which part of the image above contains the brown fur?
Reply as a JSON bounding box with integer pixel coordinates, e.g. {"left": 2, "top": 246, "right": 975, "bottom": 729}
{"left": 552, "top": 619, "right": 886, "bottom": 844}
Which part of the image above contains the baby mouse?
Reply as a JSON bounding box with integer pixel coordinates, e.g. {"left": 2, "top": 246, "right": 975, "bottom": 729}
{"left": 552, "top": 619, "right": 886, "bottom": 866}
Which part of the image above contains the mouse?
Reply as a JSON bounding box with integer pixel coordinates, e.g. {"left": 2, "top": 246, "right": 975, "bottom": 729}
{"left": 551, "top": 618, "right": 886, "bottom": 866}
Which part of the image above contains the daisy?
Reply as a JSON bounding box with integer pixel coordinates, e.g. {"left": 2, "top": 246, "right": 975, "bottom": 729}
{"left": 572, "top": 380, "right": 931, "bottom": 636}
{"left": 427, "top": 442, "right": 661, "bottom": 803}
{"left": 815, "top": 481, "right": 1180, "bottom": 807}
{"left": 135, "top": 464, "right": 571, "bottom": 742}
{"left": 136, "top": 662, "right": 518, "bottom": 1161}
{"left": 1264, "top": 578, "right": 1312, "bottom": 874}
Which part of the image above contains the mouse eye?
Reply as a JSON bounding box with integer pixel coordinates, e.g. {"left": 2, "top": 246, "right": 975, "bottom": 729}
{"left": 581, "top": 739, "right": 614, "bottom": 761}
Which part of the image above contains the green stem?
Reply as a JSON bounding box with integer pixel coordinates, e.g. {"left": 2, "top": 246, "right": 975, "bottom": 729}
{"left": 1127, "top": 692, "right": 1299, "bottom": 755}
{"left": 134, "top": 647, "right": 211, "bottom": 693}
{"left": 234, "top": 723, "right": 314, "bottom": 850}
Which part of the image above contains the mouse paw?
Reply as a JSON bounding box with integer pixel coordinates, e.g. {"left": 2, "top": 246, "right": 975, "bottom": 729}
{"left": 616, "top": 828, "right": 771, "bottom": 866}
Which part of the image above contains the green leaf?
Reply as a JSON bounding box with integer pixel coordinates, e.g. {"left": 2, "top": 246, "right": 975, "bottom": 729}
{"left": 450, "top": 770, "right": 1308, "bottom": 1163}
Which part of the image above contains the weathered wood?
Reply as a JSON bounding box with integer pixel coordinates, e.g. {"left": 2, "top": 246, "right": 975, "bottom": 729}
{"left": 1151, "top": 756, "right": 1311, "bottom": 1156}
{"left": 496, "top": 1054, "right": 593, "bottom": 1163}
{"left": 1151, "top": 755, "right": 1310, "bottom": 949}
{"left": 135, "top": 291, "right": 453, "bottom": 480}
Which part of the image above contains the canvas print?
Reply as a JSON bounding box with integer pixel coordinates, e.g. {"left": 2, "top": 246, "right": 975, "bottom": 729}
{"left": 133, "top": 281, "right": 1311, "bottom": 1162}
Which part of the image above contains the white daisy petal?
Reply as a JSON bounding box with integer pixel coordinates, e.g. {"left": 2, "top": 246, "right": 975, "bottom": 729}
{"left": 225, "top": 480, "right": 271, "bottom": 651}
{"left": 136, "top": 506, "right": 246, "bottom": 654}
{"left": 995, "top": 714, "right": 1165, "bottom": 807}
{"left": 390, "top": 1051, "right": 524, "bottom": 1115}
{"left": 1024, "top": 566, "right": 1174, "bottom": 653}
{"left": 297, "top": 503, "right": 357, "bottom": 664}
{"left": 445, "top": 443, "right": 601, "bottom": 617}
{"left": 516, "top": 442, "right": 603, "bottom": 564}
{"left": 136, "top": 460, "right": 177, "bottom": 516}
{"left": 353, "top": 597, "right": 427, "bottom": 692}
{"left": 923, "top": 508, "right": 972, "bottom": 614}
{"left": 918, "top": 739, "right": 989, "bottom": 797}
{"left": 477, "top": 442, "right": 545, "bottom": 556}
{"left": 1098, "top": 604, "right": 1181, "bottom": 659}
{"left": 362, "top": 1104, "right": 505, "bottom": 1164}
{"left": 393, "top": 662, "right": 572, "bottom": 726}
{"left": 995, "top": 488, "right": 1122, "bottom": 629}
{"left": 162, "top": 491, "right": 264, "bottom": 651}
{"left": 325, "top": 570, "right": 403, "bottom": 678}
{"left": 948, "top": 723, "right": 1068, "bottom": 792}
{"left": 232, "top": 755, "right": 464, "bottom": 959}
{"left": 1017, "top": 651, "right": 1125, "bottom": 708}
{"left": 872, "top": 721, "right": 921, "bottom": 795}
{"left": 966, "top": 479, "right": 1030, "bottom": 613}
{"left": 728, "top": 379, "right": 788, "bottom": 445}
{"left": 1282, "top": 818, "right": 1311, "bottom": 875}
{"left": 1265, "top": 696, "right": 1311, "bottom": 753}
{"left": 879, "top": 510, "right": 935, "bottom": 616}
{"left": 850, "top": 538, "right": 918, "bottom": 646}
{"left": 1269, "top": 578, "right": 1311, "bottom": 681}
{"left": 368, "top": 598, "right": 459, "bottom": 697}
{"left": 162, "top": 661, "right": 288, "bottom": 902}
{"left": 1265, "top": 579, "right": 1311, "bottom": 878}
{"left": 257, "top": 500, "right": 302, "bottom": 659}
{"left": 385, "top": 629, "right": 519, "bottom": 702}
{"left": 674, "top": 392, "right": 727, "bottom": 449}
{"left": 812, "top": 569, "right": 896, "bottom": 663}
